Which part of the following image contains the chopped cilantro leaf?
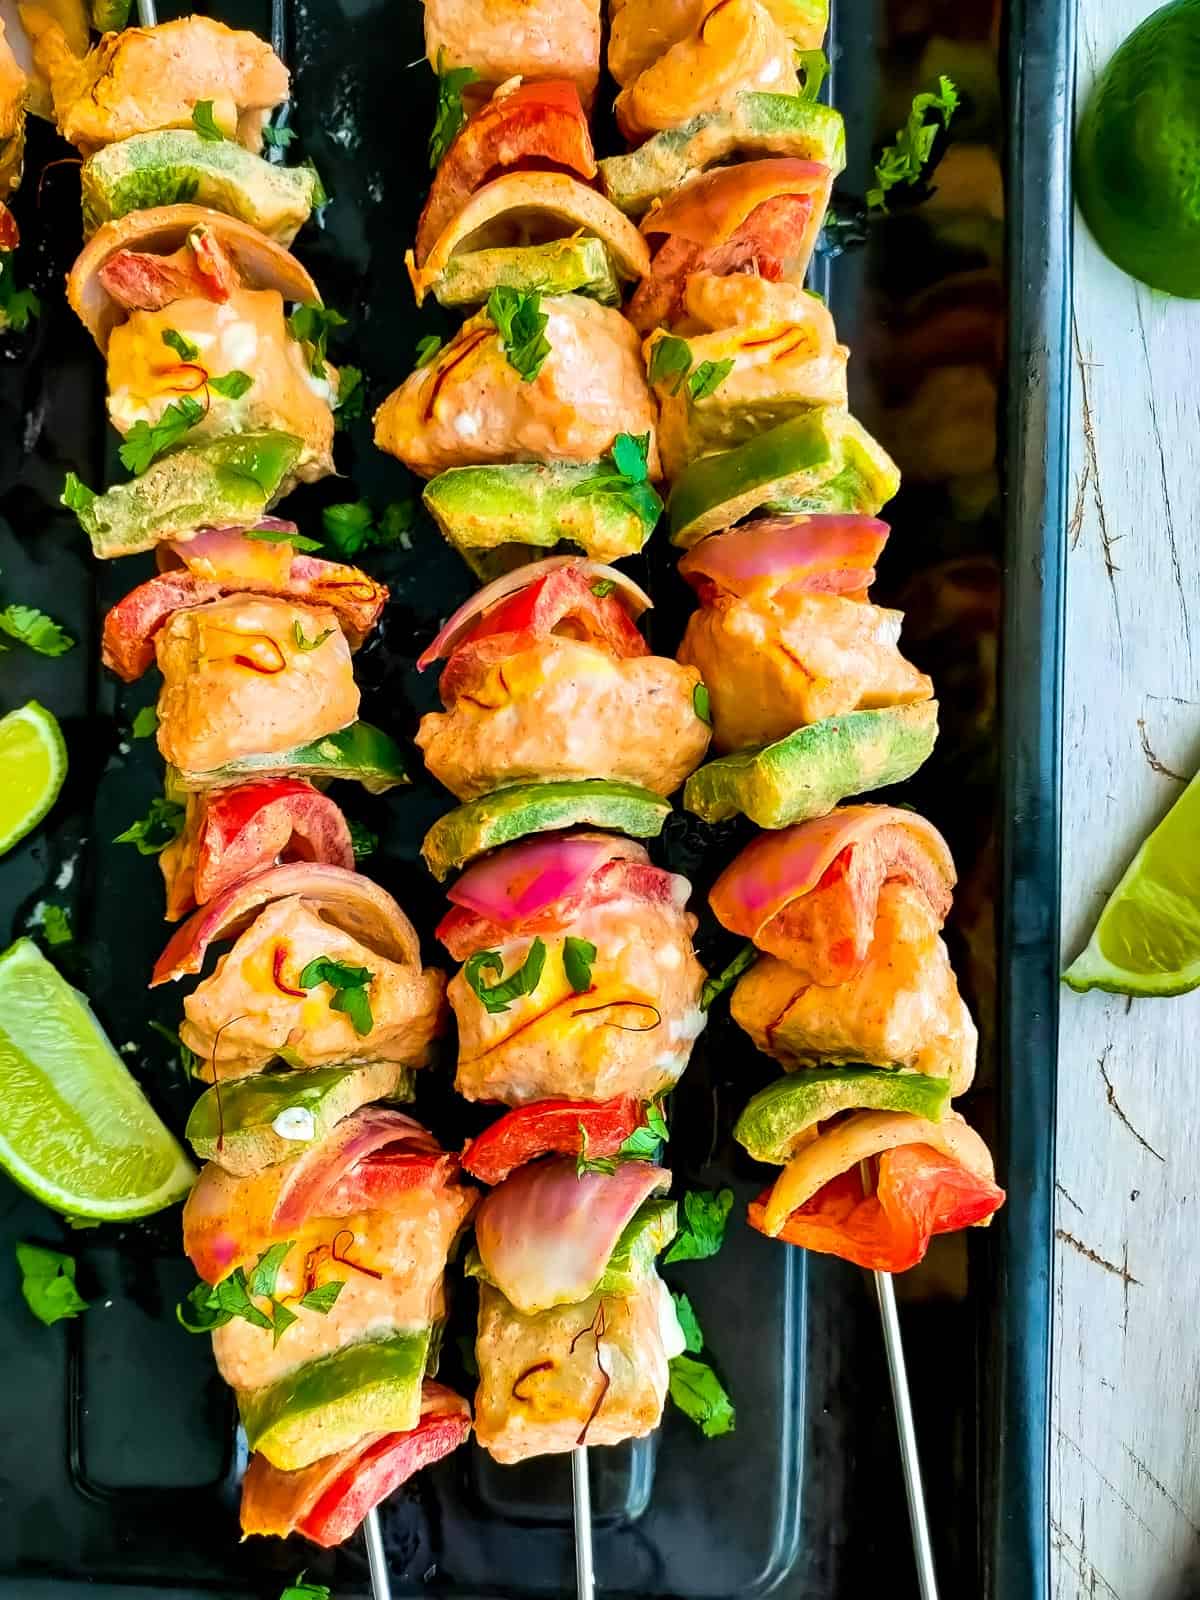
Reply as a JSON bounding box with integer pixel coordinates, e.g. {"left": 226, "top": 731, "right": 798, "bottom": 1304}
{"left": 262, "top": 123, "right": 296, "bottom": 149}
{"left": 17, "top": 1243, "right": 88, "bottom": 1326}
{"left": 118, "top": 395, "right": 205, "bottom": 474}
{"left": 292, "top": 620, "right": 334, "bottom": 651}
{"left": 563, "top": 936, "right": 596, "bottom": 994}
{"left": 191, "top": 100, "right": 226, "bottom": 142}
{"left": 700, "top": 941, "right": 757, "bottom": 1010}
{"left": 287, "top": 303, "right": 347, "bottom": 379}
{"left": 162, "top": 327, "right": 199, "bottom": 363}
{"left": 867, "top": 75, "right": 959, "bottom": 212}
{"left": 486, "top": 286, "right": 551, "bottom": 383}
{"left": 298, "top": 954, "right": 374, "bottom": 1036}
{"left": 688, "top": 359, "right": 734, "bottom": 401}
{"left": 464, "top": 939, "right": 547, "bottom": 1015}
{"left": 663, "top": 1188, "right": 733, "bottom": 1264}
{"left": 0, "top": 604, "right": 74, "bottom": 657}
{"left": 668, "top": 1353, "right": 735, "bottom": 1438}
{"left": 132, "top": 705, "right": 159, "bottom": 738}
{"left": 428, "top": 49, "right": 479, "bottom": 170}
{"left": 243, "top": 526, "right": 323, "bottom": 552}
{"left": 207, "top": 369, "right": 253, "bottom": 400}
{"left": 347, "top": 820, "right": 377, "bottom": 860}
{"left": 647, "top": 334, "right": 693, "bottom": 395}
{"left": 113, "top": 795, "right": 185, "bottom": 856}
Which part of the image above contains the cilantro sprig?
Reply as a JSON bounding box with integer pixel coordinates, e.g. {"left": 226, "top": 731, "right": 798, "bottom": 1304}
{"left": 563, "top": 936, "right": 596, "bottom": 994}
{"left": 428, "top": 49, "right": 478, "bottom": 169}
{"left": 486, "top": 287, "right": 551, "bottom": 383}
{"left": 576, "top": 1101, "right": 669, "bottom": 1177}
{"left": 298, "top": 955, "right": 375, "bottom": 1036}
{"left": 177, "top": 1242, "right": 344, "bottom": 1347}
{"left": 647, "top": 336, "right": 733, "bottom": 402}
{"left": 191, "top": 100, "right": 226, "bottom": 142}
{"left": 667, "top": 1292, "right": 736, "bottom": 1438}
{"left": 17, "top": 1243, "right": 88, "bottom": 1327}
{"left": 0, "top": 250, "right": 40, "bottom": 333}
{"left": 464, "top": 939, "right": 547, "bottom": 1015}
{"left": 321, "top": 498, "right": 415, "bottom": 558}
{"left": 287, "top": 303, "right": 348, "bottom": 379}
{"left": 0, "top": 603, "right": 74, "bottom": 657}
{"left": 162, "top": 327, "right": 199, "bottom": 363}
{"left": 573, "top": 433, "right": 663, "bottom": 530}
{"left": 118, "top": 395, "right": 205, "bottom": 474}
{"left": 700, "top": 941, "right": 757, "bottom": 1011}
{"left": 867, "top": 75, "right": 959, "bottom": 212}
{"left": 114, "top": 795, "right": 185, "bottom": 856}
{"left": 663, "top": 1188, "right": 733, "bottom": 1264}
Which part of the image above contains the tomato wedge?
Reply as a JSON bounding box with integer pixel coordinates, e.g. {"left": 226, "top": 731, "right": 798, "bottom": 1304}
{"left": 438, "top": 565, "right": 648, "bottom": 708}
{"left": 461, "top": 1097, "right": 642, "bottom": 1184}
{"left": 747, "top": 1142, "right": 1005, "bottom": 1273}
{"left": 415, "top": 80, "right": 597, "bottom": 265}
{"left": 160, "top": 778, "right": 354, "bottom": 921}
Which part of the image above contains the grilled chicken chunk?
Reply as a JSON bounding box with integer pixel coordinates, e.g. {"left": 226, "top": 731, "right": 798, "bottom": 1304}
{"left": 451, "top": 898, "right": 706, "bottom": 1106}
{"left": 29, "top": 14, "right": 288, "bottom": 154}
{"left": 611, "top": 0, "right": 796, "bottom": 141}
{"left": 423, "top": 0, "right": 601, "bottom": 104}
{"left": 473, "top": 1273, "right": 683, "bottom": 1462}
{"left": 374, "top": 294, "right": 659, "bottom": 478}
{"left": 730, "top": 881, "right": 977, "bottom": 1092}
{"left": 107, "top": 290, "right": 335, "bottom": 481}
{"left": 418, "top": 637, "right": 709, "bottom": 800}
{"left": 155, "top": 596, "right": 358, "bottom": 775}
{"left": 180, "top": 896, "right": 448, "bottom": 1075}
{"left": 678, "top": 589, "right": 932, "bottom": 753}
{"left": 210, "top": 1190, "right": 475, "bottom": 1393}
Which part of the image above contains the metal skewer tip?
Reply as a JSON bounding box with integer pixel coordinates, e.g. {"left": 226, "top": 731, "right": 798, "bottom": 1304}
{"left": 362, "top": 1505, "right": 393, "bottom": 1600}
{"left": 859, "top": 1160, "right": 938, "bottom": 1600}
{"left": 572, "top": 1445, "right": 596, "bottom": 1600}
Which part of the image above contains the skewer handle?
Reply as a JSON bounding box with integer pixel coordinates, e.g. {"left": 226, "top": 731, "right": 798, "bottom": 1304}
{"left": 572, "top": 1445, "right": 596, "bottom": 1599}
{"left": 363, "top": 1505, "right": 394, "bottom": 1600}
{"left": 872, "top": 1268, "right": 939, "bottom": 1600}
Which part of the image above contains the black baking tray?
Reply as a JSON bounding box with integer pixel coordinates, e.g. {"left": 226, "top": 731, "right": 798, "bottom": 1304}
{"left": 0, "top": 0, "right": 1071, "bottom": 1592}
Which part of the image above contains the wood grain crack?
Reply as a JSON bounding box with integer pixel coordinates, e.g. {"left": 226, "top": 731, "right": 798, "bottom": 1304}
{"left": 1074, "top": 313, "right": 1123, "bottom": 639}
{"left": 1135, "top": 294, "right": 1192, "bottom": 655}
{"left": 1122, "top": 1444, "right": 1200, "bottom": 1540}
{"left": 1137, "top": 718, "right": 1186, "bottom": 782}
{"left": 1055, "top": 1230, "right": 1140, "bottom": 1287}
{"left": 1056, "top": 1180, "right": 1085, "bottom": 1215}
{"left": 1098, "top": 1047, "right": 1166, "bottom": 1163}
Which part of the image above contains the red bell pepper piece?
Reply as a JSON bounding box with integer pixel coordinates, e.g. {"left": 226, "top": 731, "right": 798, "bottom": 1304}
{"left": 747, "top": 1142, "right": 1005, "bottom": 1273}
{"left": 461, "top": 1097, "right": 642, "bottom": 1184}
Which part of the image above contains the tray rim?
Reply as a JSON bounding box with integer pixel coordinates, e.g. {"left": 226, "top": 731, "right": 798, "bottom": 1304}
{"left": 984, "top": 0, "right": 1075, "bottom": 1596}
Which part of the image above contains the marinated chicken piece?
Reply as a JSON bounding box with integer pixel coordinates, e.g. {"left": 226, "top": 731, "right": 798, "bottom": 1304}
{"left": 180, "top": 896, "right": 448, "bottom": 1074}
{"left": 0, "top": 20, "right": 26, "bottom": 208}
{"left": 730, "top": 881, "right": 977, "bottom": 1092}
{"left": 678, "top": 589, "right": 932, "bottom": 753}
{"left": 609, "top": 0, "right": 823, "bottom": 77}
{"left": 423, "top": 0, "right": 601, "bottom": 105}
{"left": 677, "top": 271, "right": 826, "bottom": 333}
{"left": 474, "top": 1273, "right": 682, "bottom": 1462}
{"left": 30, "top": 14, "right": 288, "bottom": 155}
{"left": 374, "top": 295, "right": 659, "bottom": 478}
{"left": 418, "top": 637, "right": 710, "bottom": 800}
{"left": 647, "top": 297, "right": 848, "bottom": 477}
{"left": 107, "top": 290, "right": 336, "bottom": 482}
{"left": 211, "top": 1191, "right": 475, "bottom": 1393}
{"left": 451, "top": 898, "right": 706, "bottom": 1105}
{"left": 612, "top": 0, "right": 797, "bottom": 142}
{"left": 155, "top": 596, "right": 358, "bottom": 775}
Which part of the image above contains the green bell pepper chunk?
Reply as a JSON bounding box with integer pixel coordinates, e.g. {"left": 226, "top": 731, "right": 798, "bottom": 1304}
{"left": 667, "top": 411, "right": 899, "bottom": 549}
{"left": 431, "top": 238, "right": 621, "bottom": 309}
{"left": 171, "top": 721, "right": 410, "bottom": 796}
{"left": 734, "top": 1068, "right": 951, "bottom": 1166}
{"left": 599, "top": 92, "right": 844, "bottom": 217}
{"left": 67, "top": 433, "right": 303, "bottom": 559}
{"left": 81, "top": 131, "right": 321, "bottom": 244}
{"left": 683, "top": 703, "right": 939, "bottom": 828}
{"left": 422, "top": 779, "right": 672, "bottom": 881}
{"left": 186, "top": 1060, "right": 415, "bottom": 1175}
{"left": 239, "top": 1329, "right": 432, "bottom": 1471}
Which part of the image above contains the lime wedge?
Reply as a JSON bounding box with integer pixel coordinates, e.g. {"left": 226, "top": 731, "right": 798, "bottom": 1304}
{"left": 0, "top": 701, "right": 68, "bottom": 855}
{"left": 0, "top": 939, "right": 195, "bottom": 1217}
{"left": 1065, "top": 767, "right": 1200, "bottom": 995}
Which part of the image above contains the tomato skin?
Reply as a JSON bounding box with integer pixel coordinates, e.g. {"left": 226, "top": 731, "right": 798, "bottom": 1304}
{"left": 461, "top": 1097, "right": 641, "bottom": 1184}
{"left": 415, "top": 80, "right": 596, "bottom": 264}
{"left": 748, "top": 1142, "right": 1005, "bottom": 1273}
{"left": 439, "top": 567, "right": 648, "bottom": 708}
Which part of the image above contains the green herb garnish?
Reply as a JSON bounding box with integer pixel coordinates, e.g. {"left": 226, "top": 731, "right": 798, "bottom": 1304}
{"left": 664, "top": 1188, "right": 733, "bottom": 1264}
{"left": 617, "top": 1101, "right": 669, "bottom": 1161}
{"left": 428, "top": 49, "right": 479, "bottom": 170}
{"left": 118, "top": 395, "right": 205, "bottom": 474}
{"left": 335, "top": 364, "right": 365, "bottom": 425}
{"left": 0, "top": 251, "right": 40, "bottom": 332}
{"left": 688, "top": 359, "right": 733, "bottom": 401}
{"left": 647, "top": 334, "right": 693, "bottom": 395}
{"left": 162, "top": 327, "right": 200, "bottom": 363}
{"left": 692, "top": 683, "right": 712, "bottom": 726}
{"left": 287, "top": 302, "right": 347, "bottom": 379}
{"left": 207, "top": 369, "right": 253, "bottom": 400}
{"left": 867, "top": 75, "right": 959, "bottom": 212}
{"left": 668, "top": 1352, "right": 735, "bottom": 1438}
{"left": 243, "top": 526, "right": 323, "bottom": 552}
{"left": 191, "top": 100, "right": 226, "bottom": 142}
{"left": 177, "top": 1242, "right": 304, "bottom": 1343}
{"left": 672, "top": 1290, "right": 703, "bottom": 1353}
{"left": 298, "top": 955, "right": 375, "bottom": 1036}
{"left": 486, "top": 286, "right": 551, "bottom": 383}
{"left": 0, "top": 604, "right": 74, "bottom": 657}
{"left": 591, "top": 579, "right": 615, "bottom": 598}
{"left": 39, "top": 905, "right": 72, "bottom": 947}
{"left": 563, "top": 936, "right": 596, "bottom": 994}
{"left": 262, "top": 123, "right": 296, "bottom": 150}
{"left": 61, "top": 473, "right": 96, "bottom": 515}
{"left": 573, "top": 432, "right": 663, "bottom": 529}
{"left": 17, "top": 1243, "right": 88, "bottom": 1326}
{"left": 464, "top": 938, "right": 547, "bottom": 1015}
{"left": 700, "top": 941, "right": 757, "bottom": 1011}
{"left": 415, "top": 334, "right": 444, "bottom": 369}
{"left": 280, "top": 1577, "right": 331, "bottom": 1600}
{"left": 292, "top": 620, "right": 334, "bottom": 652}
{"left": 795, "top": 48, "right": 829, "bottom": 101}
{"left": 114, "top": 795, "right": 185, "bottom": 856}
{"left": 321, "top": 498, "right": 415, "bottom": 558}
{"left": 131, "top": 705, "right": 158, "bottom": 738}
{"left": 347, "top": 820, "right": 378, "bottom": 860}
{"left": 299, "top": 1280, "right": 344, "bottom": 1314}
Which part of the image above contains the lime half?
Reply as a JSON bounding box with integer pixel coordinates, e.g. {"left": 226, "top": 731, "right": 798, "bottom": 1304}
{"left": 1075, "top": 0, "right": 1200, "bottom": 297}
{"left": 0, "top": 701, "right": 68, "bottom": 855}
{"left": 0, "top": 939, "right": 195, "bottom": 1217}
{"left": 1065, "top": 767, "right": 1200, "bottom": 996}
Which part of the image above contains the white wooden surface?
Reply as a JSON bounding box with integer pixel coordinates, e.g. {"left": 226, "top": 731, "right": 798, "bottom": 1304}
{"left": 1055, "top": 4, "right": 1200, "bottom": 1596}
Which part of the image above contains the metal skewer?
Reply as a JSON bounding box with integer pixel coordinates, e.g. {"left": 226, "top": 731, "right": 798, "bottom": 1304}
{"left": 572, "top": 1445, "right": 596, "bottom": 1599}
{"left": 860, "top": 1161, "right": 938, "bottom": 1600}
